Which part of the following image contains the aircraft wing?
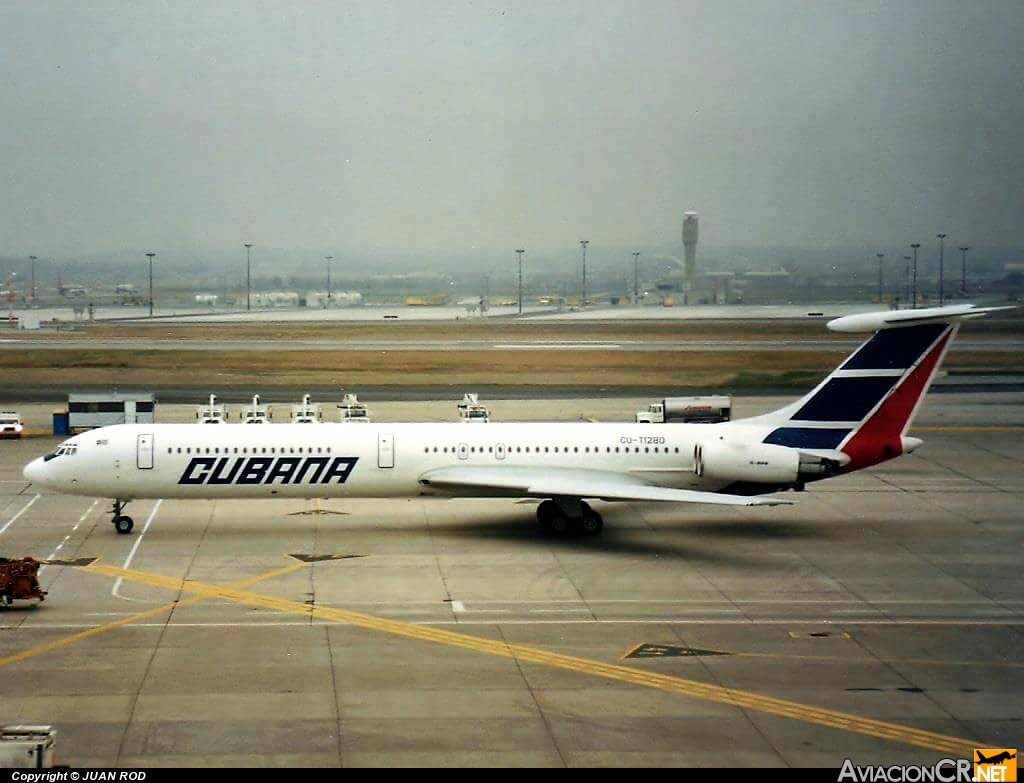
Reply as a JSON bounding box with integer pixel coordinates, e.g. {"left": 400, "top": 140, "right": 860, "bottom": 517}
{"left": 418, "top": 466, "right": 792, "bottom": 506}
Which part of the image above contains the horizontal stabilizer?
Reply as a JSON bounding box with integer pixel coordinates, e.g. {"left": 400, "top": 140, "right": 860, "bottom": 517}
{"left": 827, "top": 304, "right": 1016, "bottom": 333}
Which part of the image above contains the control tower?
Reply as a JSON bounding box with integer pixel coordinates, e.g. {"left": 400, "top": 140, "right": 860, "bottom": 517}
{"left": 682, "top": 212, "right": 699, "bottom": 301}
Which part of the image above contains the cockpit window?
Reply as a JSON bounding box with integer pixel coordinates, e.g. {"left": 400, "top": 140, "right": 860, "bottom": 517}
{"left": 44, "top": 443, "right": 78, "bottom": 461}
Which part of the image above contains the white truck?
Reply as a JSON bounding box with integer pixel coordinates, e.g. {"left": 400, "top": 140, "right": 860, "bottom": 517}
{"left": 635, "top": 396, "right": 732, "bottom": 424}
{"left": 0, "top": 411, "right": 24, "bottom": 438}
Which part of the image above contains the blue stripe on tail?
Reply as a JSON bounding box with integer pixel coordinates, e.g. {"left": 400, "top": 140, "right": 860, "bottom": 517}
{"left": 792, "top": 376, "right": 899, "bottom": 422}
{"left": 764, "top": 427, "right": 850, "bottom": 449}
{"left": 840, "top": 323, "right": 947, "bottom": 370}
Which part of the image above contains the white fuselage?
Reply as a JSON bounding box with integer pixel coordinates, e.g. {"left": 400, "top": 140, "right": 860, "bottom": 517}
{"left": 25, "top": 420, "right": 781, "bottom": 501}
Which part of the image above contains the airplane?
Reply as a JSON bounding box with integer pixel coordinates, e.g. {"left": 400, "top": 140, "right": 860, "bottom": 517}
{"left": 22, "top": 304, "right": 1010, "bottom": 537}
{"left": 976, "top": 752, "right": 1016, "bottom": 765}
{"left": 56, "top": 273, "right": 88, "bottom": 298}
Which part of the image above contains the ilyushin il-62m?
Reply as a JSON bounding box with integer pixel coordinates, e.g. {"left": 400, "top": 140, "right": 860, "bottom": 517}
{"left": 23, "top": 305, "right": 1007, "bottom": 536}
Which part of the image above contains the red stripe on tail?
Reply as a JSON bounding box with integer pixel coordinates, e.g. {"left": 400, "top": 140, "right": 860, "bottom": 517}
{"left": 840, "top": 329, "right": 952, "bottom": 472}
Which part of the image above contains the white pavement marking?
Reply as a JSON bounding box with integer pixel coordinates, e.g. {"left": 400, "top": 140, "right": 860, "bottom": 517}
{"left": 112, "top": 500, "right": 162, "bottom": 599}
{"left": 41, "top": 499, "right": 98, "bottom": 572}
{"left": 450, "top": 600, "right": 466, "bottom": 613}
{"left": 0, "top": 494, "right": 40, "bottom": 536}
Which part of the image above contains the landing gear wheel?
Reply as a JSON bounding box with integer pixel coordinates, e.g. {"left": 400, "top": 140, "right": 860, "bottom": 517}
{"left": 547, "top": 512, "right": 570, "bottom": 535}
{"left": 578, "top": 508, "right": 604, "bottom": 536}
{"left": 113, "top": 515, "right": 134, "bottom": 535}
{"left": 537, "top": 500, "right": 570, "bottom": 535}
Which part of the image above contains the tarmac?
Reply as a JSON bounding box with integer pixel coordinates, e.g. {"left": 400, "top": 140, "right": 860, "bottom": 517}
{"left": 5, "top": 302, "right": 883, "bottom": 330}
{"left": 0, "top": 394, "right": 1021, "bottom": 767}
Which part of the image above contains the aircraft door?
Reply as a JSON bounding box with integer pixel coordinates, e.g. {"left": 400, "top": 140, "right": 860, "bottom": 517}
{"left": 495, "top": 443, "right": 506, "bottom": 460}
{"left": 457, "top": 443, "right": 468, "bottom": 460}
{"left": 137, "top": 434, "right": 154, "bottom": 470}
{"left": 378, "top": 433, "right": 395, "bottom": 469}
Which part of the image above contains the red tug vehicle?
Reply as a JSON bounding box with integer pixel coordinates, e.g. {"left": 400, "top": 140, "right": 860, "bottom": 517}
{"left": 0, "top": 557, "right": 46, "bottom": 605}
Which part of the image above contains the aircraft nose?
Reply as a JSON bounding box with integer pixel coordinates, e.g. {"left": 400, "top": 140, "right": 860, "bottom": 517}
{"left": 23, "top": 457, "right": 44, "bottom": 484}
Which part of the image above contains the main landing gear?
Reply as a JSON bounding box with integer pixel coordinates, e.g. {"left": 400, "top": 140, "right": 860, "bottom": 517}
{"left": 536, "top": 498, "right": 604, "bottom": 537}
{"left": 110, "top": 499, "right": 134, "bottom": 535}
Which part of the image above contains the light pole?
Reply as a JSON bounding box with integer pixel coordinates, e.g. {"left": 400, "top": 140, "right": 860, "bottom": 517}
{"left": 958, "top": 245, "right": 966, "bottom": 294}
{"left": 28, "top": 256, "right": 37, "bottom": 304}
{"left": 876, "top": 253, "right": 885, "bottom": 304}
{"left": 244, "top": 243, "right": 253, "bottom": 311}
{"left": 579, "top": 240, "right": 589, "bottom": 306}
{"left": 145, "top": 253, "right": 156, "bottom": 317}
{"left": 325, "top": 255, "right": 333, "bottom": 302}
{"left": 632, "top": 251, "right": 640, "bottom": 304}
{"left": 936, "top": 233, "right": 947, "bottom": 305}
{"left": 910, "top": 244, "right": 920, "bottom": 308}
{"left": 903, "top": 256, "right": 911, "bottom": 307}
{"left": 515, "top": 249, "right": 525, "bottom": 315}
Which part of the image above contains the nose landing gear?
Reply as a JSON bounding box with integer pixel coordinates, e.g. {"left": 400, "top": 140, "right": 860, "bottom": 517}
{"left": 110, "top": 499, "right": 134, "bottom": 535}
{"left": 536, "top": 498, "right": 604, "bottom": 537}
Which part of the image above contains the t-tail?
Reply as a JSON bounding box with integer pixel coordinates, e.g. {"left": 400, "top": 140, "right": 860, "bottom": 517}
{"left": 748, "top": 305, "right": 1014, "bottom": 474}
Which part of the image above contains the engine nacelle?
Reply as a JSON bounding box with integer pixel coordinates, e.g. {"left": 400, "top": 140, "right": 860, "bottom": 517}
{"left": 695, "top": 440, "right": 801, "bottom": 485}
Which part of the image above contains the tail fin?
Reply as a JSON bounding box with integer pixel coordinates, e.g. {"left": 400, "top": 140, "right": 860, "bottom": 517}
{"left": 754, "top": 305, "right": 1013, "bottom": 471}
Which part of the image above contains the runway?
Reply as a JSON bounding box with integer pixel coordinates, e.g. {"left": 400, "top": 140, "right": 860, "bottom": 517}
{"left": 0, "top": 394, "right": 1021, "bottom": 766}
{"left": 4, "top": 337, "right": 1023, "bottom": 353}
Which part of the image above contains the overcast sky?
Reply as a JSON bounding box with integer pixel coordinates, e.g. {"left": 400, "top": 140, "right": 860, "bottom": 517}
{"left": 2, "top": 0, "right": 1021, "bottom": 258}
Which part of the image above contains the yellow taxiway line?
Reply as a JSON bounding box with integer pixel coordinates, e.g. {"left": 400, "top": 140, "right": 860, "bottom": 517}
{"left": 76, "top": 561, "right": 980, "bottom": 756}
{"left": 0, "top": 561, "right": 305, "bottom": 669}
